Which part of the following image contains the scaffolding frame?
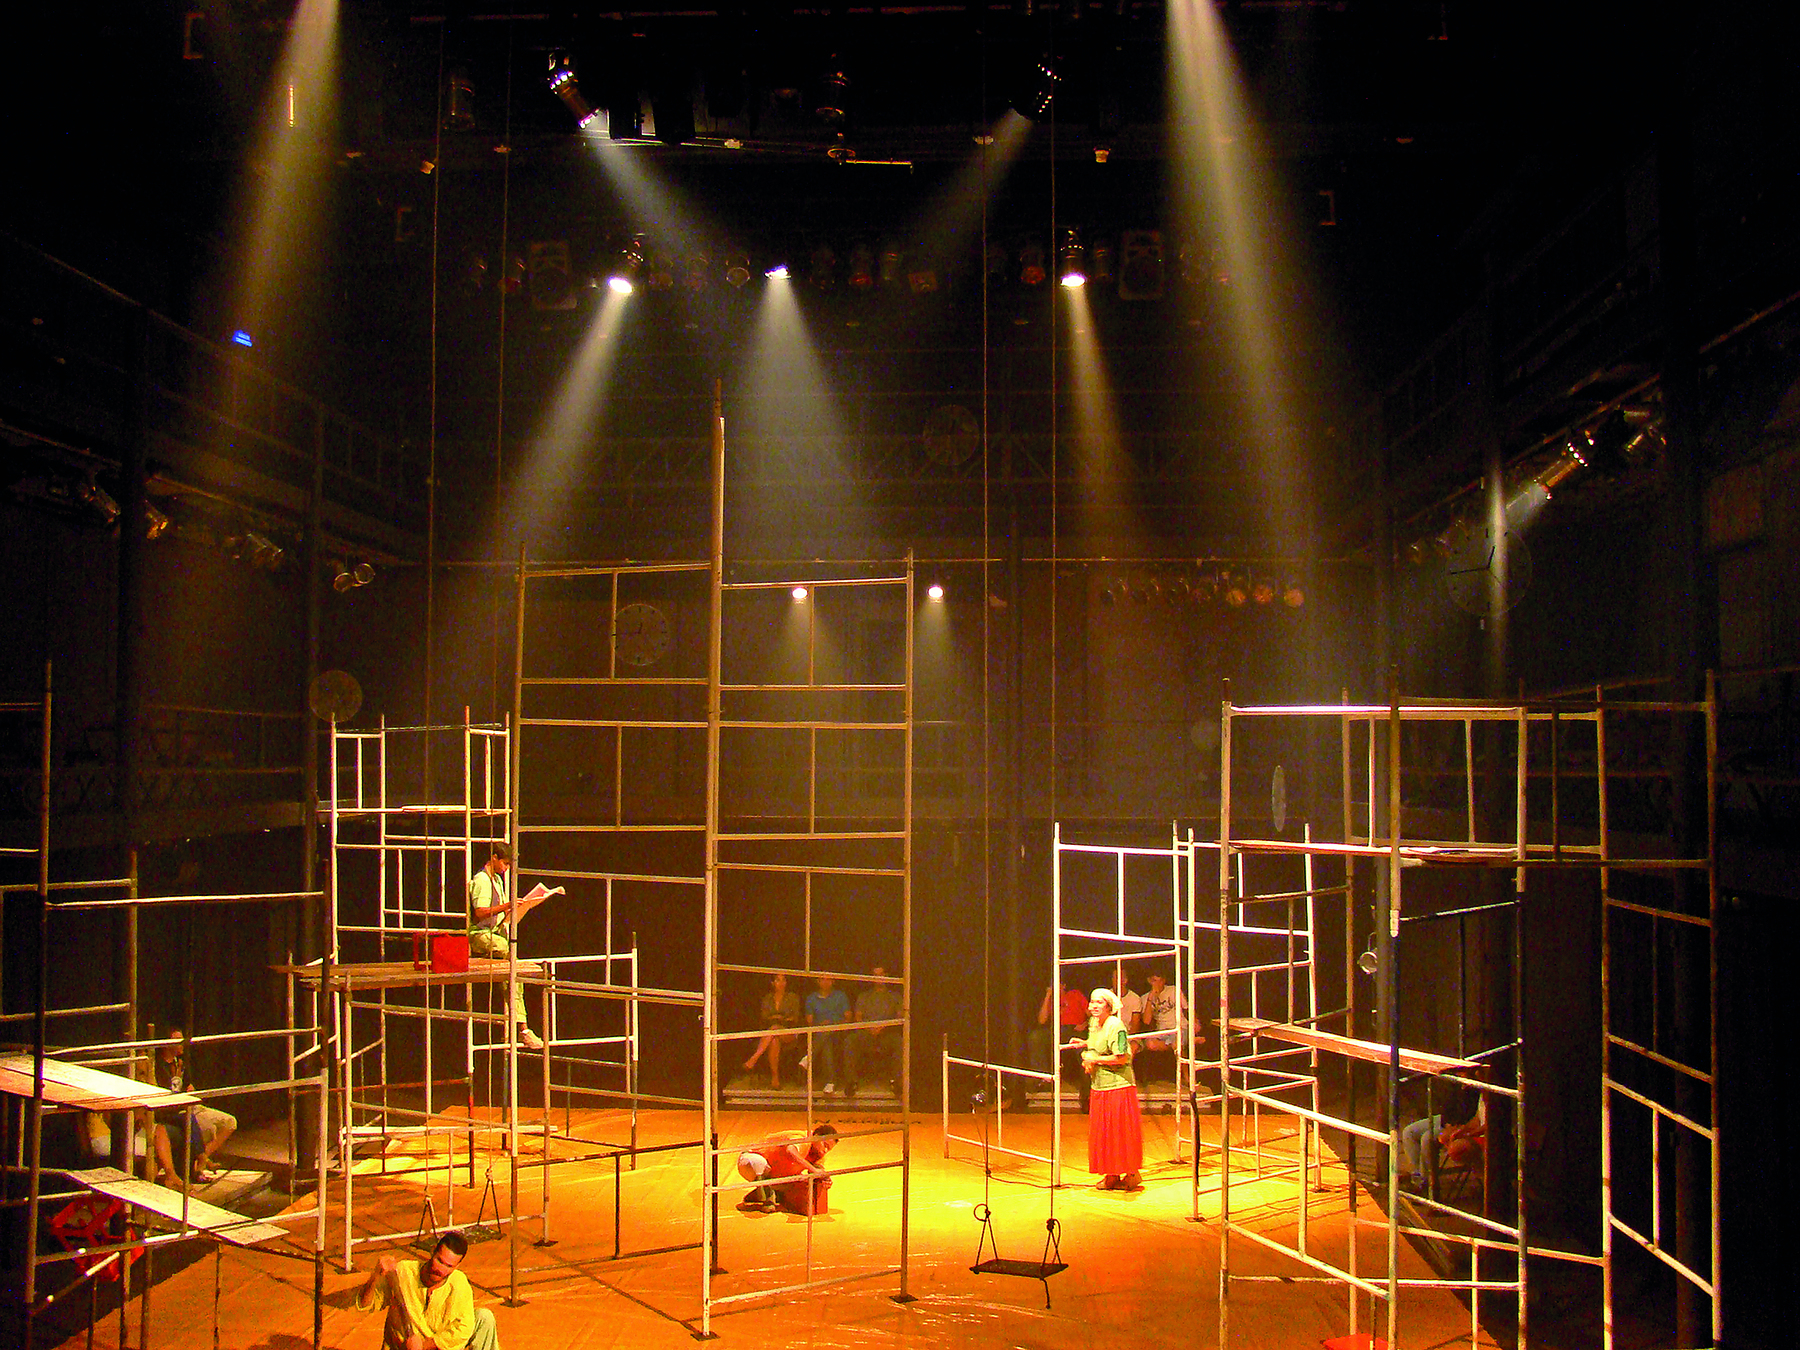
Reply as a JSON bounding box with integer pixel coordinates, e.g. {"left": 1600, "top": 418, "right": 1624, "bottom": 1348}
{"left": 0, "top": 664, "right": 330, "bottom": 1350}
{"left": 1180, "top": 825, "right": 1326, "bottom": 1208}
{"left": 1210, "top": 689, "right": 1718, "bottom": 1350}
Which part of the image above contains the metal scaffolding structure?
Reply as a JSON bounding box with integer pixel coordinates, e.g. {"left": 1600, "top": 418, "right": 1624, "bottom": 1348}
{"left": 0, "top": 664, "right": 329, "bottom": 1350}
{"left": 1181, "top": 825, "right": 1325, "bottom": 1209}
{"left": 1210, "top": 687, "right": 1719, "bottom": 1350}
{"left": 697, "top": 394, "right": 916, "bottom": 1333}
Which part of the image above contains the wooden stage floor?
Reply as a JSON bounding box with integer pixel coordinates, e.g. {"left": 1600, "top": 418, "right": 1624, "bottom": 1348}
{"left": 63, "top": 1107, "right": 1490, "bottom": 1350}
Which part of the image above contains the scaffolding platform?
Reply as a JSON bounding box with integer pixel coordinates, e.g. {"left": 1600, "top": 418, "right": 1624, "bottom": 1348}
{"left": 67, "top": 1167, "right": 291, "bottom": 1246}
{"left": 0, "top": 1055, "right": 198, "bottom": 1112}
{"left": 274, "top": 958, "right": 546, "bottom": 991}
{"left": 1224, "top": 1019, "right": 1478, "bottom": 1076}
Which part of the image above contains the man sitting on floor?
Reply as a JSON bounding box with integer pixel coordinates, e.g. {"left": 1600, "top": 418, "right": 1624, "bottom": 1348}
{"left": 356, "top": 1230, "right": 498, "bottom": 1350}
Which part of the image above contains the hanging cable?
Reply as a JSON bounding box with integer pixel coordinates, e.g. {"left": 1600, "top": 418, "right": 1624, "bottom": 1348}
{"left": 490, "top": 18, "right": 516, "bottom": 724}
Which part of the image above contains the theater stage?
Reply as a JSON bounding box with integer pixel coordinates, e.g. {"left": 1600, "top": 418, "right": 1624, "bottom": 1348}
{"left": 64, "top": 1108, "right": 1486, "bottom": 1350}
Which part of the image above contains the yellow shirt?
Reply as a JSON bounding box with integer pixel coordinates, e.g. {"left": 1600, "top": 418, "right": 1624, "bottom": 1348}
{"left": 356, "top": 1260, "right": 478, "bottom": 1350}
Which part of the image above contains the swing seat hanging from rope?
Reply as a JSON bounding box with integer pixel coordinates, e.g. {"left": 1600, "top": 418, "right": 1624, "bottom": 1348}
{"left": 969, "top": 1204, "right": 1068, "bottom": 1309}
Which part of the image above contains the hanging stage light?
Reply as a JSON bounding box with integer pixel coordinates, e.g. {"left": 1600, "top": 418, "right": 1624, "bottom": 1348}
{"left": 926, "top": 583, "right": 945, "bottom": 601}
{"left": 1018, "top": 241, "right": 1047, "bottom": 287}
{"left": 817, "top": 56, "right": 851, "bottom": 127}
{"left": 1011, "top": 53, "right": 1060, "bottom": 121}
{"left": 847, "top": 243, "right": 875, "bottom": 290}
{"left": 1282, "top": 578, "right": 1305, "bottom": 609}
{"left": 1221, "top": 571, "right": 1249, "bottom": 607}
{"left": 608, "top": 237, "right": 646, "bottom": 294}
{"left": 1089, "top": 236, "right": 1116, "bottom": 286}
{"left": 810, "top": 243, "right": 838, "bottom": 291}
{"left": 548, "top": 52, "right": 603, "bottom": 131}
{"left": 1058, "top": 229, "right": 1087, "bottom": 288}
{"left": 683, "top": 251, "right": 712, "bottom": 291}
{"left": 722, "top": 253, "right": 752, "bottom": 288}
{"left": 764, "top": 260, "right": 791, "bottom": 280}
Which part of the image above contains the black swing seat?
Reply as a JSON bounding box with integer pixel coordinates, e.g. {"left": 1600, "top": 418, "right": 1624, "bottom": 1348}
{"left": 969, "top": 1205, "right": 1068, "bottom": 1308}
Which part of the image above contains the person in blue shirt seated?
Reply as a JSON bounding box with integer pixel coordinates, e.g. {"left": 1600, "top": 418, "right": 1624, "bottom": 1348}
{"left": 803, "top": 974, "right": 851, "bottom": 1095}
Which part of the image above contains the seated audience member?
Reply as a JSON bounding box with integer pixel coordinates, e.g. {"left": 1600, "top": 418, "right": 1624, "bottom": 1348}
{"left": 151, "top": 1027, "right": 237, "bottom": 1185}
{"left": 1398, "top": 1086, "right": 1484, "bottom": 1190}
{"left": 844, "top": 965, "right": 903, "bottom": 1098}
{"left": 356, "top": 1230, "right": 498, "bottom": 1350}
{"left": 804, "top": 974, "right": 851, "bottom": 1094}
{"left": 735, "top": 1124, "right": 839, "bottom": 1216}
{"left": 743, "top": 973, "right": 802, "bottom": 1089}
{"left": 1044, "top": 983, "right": 1094, "bottom": 1109}
{"left": 1135, "top": 971, "right": 1184, "bottom": 1087}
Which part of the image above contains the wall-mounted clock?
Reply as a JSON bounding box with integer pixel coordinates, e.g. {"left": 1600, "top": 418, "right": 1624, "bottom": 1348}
{"left": 1443, "top": 524, "right": 1533, "bottom": 618}
{"left": 614, "top": 602, "right": 671, "bottom": 668}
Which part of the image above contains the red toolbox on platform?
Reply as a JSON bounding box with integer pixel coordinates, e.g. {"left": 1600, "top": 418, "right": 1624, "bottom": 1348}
{"left": 412, "top": 932, "right": 470, "bottom": 974}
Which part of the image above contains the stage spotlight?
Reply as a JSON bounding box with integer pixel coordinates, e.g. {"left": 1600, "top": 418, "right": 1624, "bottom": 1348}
{"left": 764, "top": 261, "right": 791, "bottom": 280}
{"left": 927, "top": 583, "right": 945, "bottom": 601}
{"left": 817, "top": 56, "right": 851, "bottom": 126}
{"left": 1580, "top": 410, "right": 1637, "bottom": 477}
{"left": 1090, "top": 236, "right": 1116, "bottom": 286}
{"left": 847, "top": 243, "right": 875, "bottom": 290}
{"left": 608, "top": 237, "right": 645, "bottom": 294}
{"left": 1058, "top": 230, "right": 1087, "bottom": 288}
{"left": 879, "top": 242, "right": 904, "bottom": 287}
{"left": 1537, "top": 451, "right": 1583, "bottom": 495}
{"left": 722, "top": 253, "right": 752, "bottom": 288}
{"left": 1019, "top": 242, "right": 1047, "bottom": 287}
{"left": 1281, "top": 578, "right": 1305, "bottom": 608}
{"left": 333, "top": 560, "right": 376, "bottom": 592}
{"left": 1011, "top": 53, "right": 1060, "bottom": 121}
{"left": 1251, "top": 576, "right": 1276, "bottom": 605}
{"left": 791, "top": 586, "right": 809, "bottom": 602}
{"left": 76, "top": 476, "right": 120, "bottom": 527}
{"left": 244, "top": 531, "right": 285, "bottom": 571}
{"left": 907, "top": 262, "right": 939, "bottom": 295}
{"left": 547, "top": 52, "right": 603, "bottom": 131}
{"left": 1357, "top": 935, "right": 1380, "bottom": 976}
{"left": 1221, "top": 572, "right": 1248, "bottom": 607}
{"left": 810, "top": 243, "right": 838, "bottom": 291}
{"left": 985, "top": 242, "right": 1009, "bottom": 287}
{"left": 444, "top": 66, "right": 475, "bottom": 130}
{"left": 684, "top": 251, "right": 712, "bottom": 291}
{"left": 144, "top": 501, "right": 172, "bottom": 540}
{"left": 645, "top": 251, "right": 675, "bottom": 291}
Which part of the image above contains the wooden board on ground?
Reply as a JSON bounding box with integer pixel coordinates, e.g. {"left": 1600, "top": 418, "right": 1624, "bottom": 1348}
{"left": 0, "top": 1054, "right": 198, "bottom": 1111}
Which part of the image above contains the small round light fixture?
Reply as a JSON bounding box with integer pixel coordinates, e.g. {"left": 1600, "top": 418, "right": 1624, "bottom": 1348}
{"left": 791, "top": 586, "right": 809, "bottom": 602}
{"left": 926, "top": 583, "right": 945, "bottom": 602}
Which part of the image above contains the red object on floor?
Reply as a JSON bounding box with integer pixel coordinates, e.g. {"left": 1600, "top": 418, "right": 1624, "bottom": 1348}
{"left": 50, "top": 1195, "right": 142, "bottom": 1280}
{"left": 1321, "top": 1336, "right": 1388, "bottom": 1350}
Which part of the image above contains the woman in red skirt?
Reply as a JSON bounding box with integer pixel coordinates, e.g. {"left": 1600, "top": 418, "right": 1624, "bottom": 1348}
{"left": 1069, "top": 988, "right": 1142, "bottom": 1190}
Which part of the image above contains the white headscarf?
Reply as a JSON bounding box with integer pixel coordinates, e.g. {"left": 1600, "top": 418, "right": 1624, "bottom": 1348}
{"left": 1089, "top": 988, "right": 1123, "bottom": 1022}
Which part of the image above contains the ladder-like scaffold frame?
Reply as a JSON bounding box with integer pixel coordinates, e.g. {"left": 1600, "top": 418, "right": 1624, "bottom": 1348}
{"left": 1211, "top": 688, "right": 1719, "bottom": 1350}
{"left": 1, "top": 663, "right": 330, "bottom": 1350}
{"left": 510, "top": 554, "right": 712, "bottom": 1264}
{"left": 317, "top": 710, "right": 565, "bottom": 1283}
{"left": 1180, "top": 824, "right": 1325, "bottom": 1210}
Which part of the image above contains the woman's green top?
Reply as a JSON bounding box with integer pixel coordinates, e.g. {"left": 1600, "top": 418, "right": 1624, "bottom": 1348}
{"left": 1086, "top": 1016, "right": 1136, "bottom": 1091}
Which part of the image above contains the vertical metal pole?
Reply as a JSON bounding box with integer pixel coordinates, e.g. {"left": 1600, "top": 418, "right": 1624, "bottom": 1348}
{"left": 1051, "top": 824, "right": 1063, "bottom": 1191}
{"left": 1597, "top": 687, "right": 1615, "bottom": 1350}
{"left": 1383, "top": 678, "right": 1402, "bottom": 1350}
{"left": 23, "top": 663, "right": 52, "bottom": 1337}
{"left": 508, "top": 551, "right": 527, "bottom": 1309}
{"left": 1510, "top": 695, "right": 1531, "bottom": 1346}
{"left": 1215, "top": 687, "right": 1234, "bottom": 1350}
{"left": 700, "top": 379, "right": 726, "bottom": 1339}
{"left": 1704, "top": 672, "right": 1722, "bottom": 1344}
{"left": 897, "top": 551, "right": 915, "bottom": 1301}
